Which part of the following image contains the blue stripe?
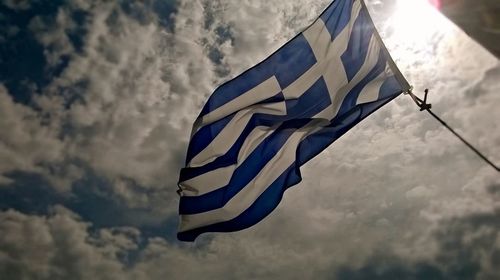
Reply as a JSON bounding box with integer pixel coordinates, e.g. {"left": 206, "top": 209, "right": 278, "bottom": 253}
{"left": 180, "top": 78, "right": 331, "bottom": 183}
{"left": 256, "top": 91, "right": 285, "bottom": 105}
{"left": 185, "top": 114, "right": 234, "bottom": 165}
{"left": 199, "top": 34, "right": 316, "bottom": 117}
{"left": 378, "top": 75, "right": 401, "bottom": 100}
{"left": 179, "top": 120, "right": 308, "bottom": 215}
{"left": 179, "top": 78, "right": 331, "bottom": 214}
{"left": 341, "top": 8, "right": 374, "bottom": 81}
{"left": 321, "top": 0, "right": 354, "bottom": 40}
{"left": 298, "top": 77, "right": 405, "bottom": 168}
{"left": 178, "top": 164, "right": 300, "bottom": 242}
{"left": 181, "top": 112, "right": 283, "bottom": 181}
{"left": 271, "top": 34, "right": 318, "bottom": 88}
{"left": 337, "top": 50, "right": 386, "bottom": 116}
{"left": 177, "top": 83, "right": 404, "bottom": 242}
{"left": 186, "top": 92, "right": 285, "bottom": 165}
{"left": 286, "top": 77, "right": 332, "bottom": 118}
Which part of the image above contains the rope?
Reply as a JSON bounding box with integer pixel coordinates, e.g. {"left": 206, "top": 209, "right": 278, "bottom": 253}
{"left": 406, "top": 89, "right": 499, "bottom": 172}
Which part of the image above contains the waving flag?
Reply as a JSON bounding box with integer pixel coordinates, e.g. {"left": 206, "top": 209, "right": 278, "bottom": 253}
{"left": 177, "top": 0, "right": 410, "bottom": 241}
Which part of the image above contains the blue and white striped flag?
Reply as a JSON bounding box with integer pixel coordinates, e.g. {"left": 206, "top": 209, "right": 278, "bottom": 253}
{"left": 177, "top": 0, "right": 410, "bottom": 241}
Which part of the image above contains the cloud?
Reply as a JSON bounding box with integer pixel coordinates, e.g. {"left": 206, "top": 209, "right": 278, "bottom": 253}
{"left": 1, "top": 0, "right": 193, "bottom": 211}
{"left": 0, "top": 85, "right": 70, "bottom": 188}
{"left": 0, "top": 0, "right": 499, "bottom": 279}
{"left": 0, "top": 206, "right": 341, "bottom": 280}
{"left": 28, "top": 10, "right": 76, "bottom": 67}
{"left": 0, "top": 0, "right": 330, "bottom": 228}
{"left": 2, "top": 0, "right": 32, "bottom": 11}
{"left": 0, "top": 206, "right": 131, "bottom": 280}
{"left": 335, "top": 186, "right": 500, "bottom": 280}
{"left": 1, "top": 185, "right": 498, "bottom": 280}
{"left": 405, "top": 185, "right": 436, "bottom": 199}
{"left": 1, "top": 0, "right": 335, "bottom": 212}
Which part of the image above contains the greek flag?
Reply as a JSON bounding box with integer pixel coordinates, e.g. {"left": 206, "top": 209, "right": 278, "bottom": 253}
{"left": 177, "top": 0, "right": 410, "bottom": 241}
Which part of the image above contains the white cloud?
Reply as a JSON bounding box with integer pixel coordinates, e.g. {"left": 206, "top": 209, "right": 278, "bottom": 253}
{"left": 0, "top": 207, "right": 129, "bottom": 280}
{"left": 28, "top": 9, "right": 76, "bottom": 67}
{"left": 0, "top": 0, "right": 207, "bottom": 210}
{"left": 0, "top": 85, "right": 73, "bottom": 189}
{"left": 1, "top": 0, "right": 499, "bottom": 278}
{"left": 2, "top": 189, "right": 498, "bottom": 280}
{"left": 201, "top": 0, "right": 328, "bottom": 78}
{"left": 0, "top": 207, "right": 350, "bottom": 279}
{"left": 3, "top": 0, "right": 334, "bottom": 211}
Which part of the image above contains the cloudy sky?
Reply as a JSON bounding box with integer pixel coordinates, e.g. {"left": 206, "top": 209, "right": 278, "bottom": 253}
{"left": 0, "top": 0, "right": 499, "bottom": 279}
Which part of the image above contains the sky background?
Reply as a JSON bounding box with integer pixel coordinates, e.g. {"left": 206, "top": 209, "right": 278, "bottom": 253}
{"left": 0, "top": 0, "right": 499, "bottom": 279}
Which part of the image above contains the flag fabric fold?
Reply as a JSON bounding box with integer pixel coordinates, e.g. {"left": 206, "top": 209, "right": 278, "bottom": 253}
{"left": 177, "top": 0, "right": 410, "bottom": 242}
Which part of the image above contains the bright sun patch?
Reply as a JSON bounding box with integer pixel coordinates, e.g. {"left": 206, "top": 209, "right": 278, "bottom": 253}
{"left": 392, "top": 0, "right": 447, "bottom": 43}
{"left": 386, "top": 0, "right": 454, "bottom": 57}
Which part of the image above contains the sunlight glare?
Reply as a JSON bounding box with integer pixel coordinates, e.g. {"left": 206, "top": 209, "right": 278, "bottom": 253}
{"left": 383, "top": 0, "right": 457, "bottom": 72}
{"left": 391, "top": 0, "right": 449, "bottom": 45}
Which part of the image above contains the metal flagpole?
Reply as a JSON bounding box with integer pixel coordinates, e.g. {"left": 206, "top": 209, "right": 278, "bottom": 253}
{"left": 406, "top": 89, "right": 499, "bottom": 172}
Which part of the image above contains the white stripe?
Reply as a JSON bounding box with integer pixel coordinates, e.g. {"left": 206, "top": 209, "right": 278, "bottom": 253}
{"left": 236, "top": 124, "right": 280, "bottom": 163}
{"left": 314, "top": 34, "right": 382, "bottom": 120}
{"left": 302, "top": 14, "right": 332, "bottom": 60}
{"left": 180, "top": 165, "right": 234, "bottom": 196}
{"left": 181, "top": 125, "right": 277, "bottom": 196}
{"left": 188, "top": 101, "right": 286, "bottom": 167}
{"left": 179, "top": 120, "right": 327, "bottom": 232}
{"left": 356, "top": 64, "right": 391, "bottom": 105}
{"left": 195, "top": 76, "right": 282, "bottom": 132}
{"left": 324, "top": 0, "right": 362, "bottom": 60}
